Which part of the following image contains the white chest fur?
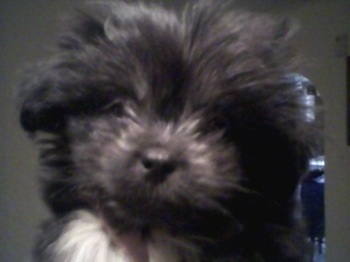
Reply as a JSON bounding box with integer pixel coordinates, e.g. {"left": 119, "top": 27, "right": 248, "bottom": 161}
{"left": 52, "top": 211, "right": 198, "bottom": 262}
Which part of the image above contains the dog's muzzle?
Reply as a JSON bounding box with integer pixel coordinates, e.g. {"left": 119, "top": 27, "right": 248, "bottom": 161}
{"left": 139, "top": 146, "right": 177, "bottom": 183}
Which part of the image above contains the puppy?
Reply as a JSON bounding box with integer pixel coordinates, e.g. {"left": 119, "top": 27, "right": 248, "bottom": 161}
{"left": 18, "top": 1, "right": 316, "bottom": 261}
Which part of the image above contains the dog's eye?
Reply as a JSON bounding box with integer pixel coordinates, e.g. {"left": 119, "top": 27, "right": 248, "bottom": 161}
{"left": 100, "top": 100, "right": 125, "bottom": 116}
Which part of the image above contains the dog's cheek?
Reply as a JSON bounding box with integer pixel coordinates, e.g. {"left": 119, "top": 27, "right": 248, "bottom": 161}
{"left": 70, "top": 139, "right": 121, "bottom": 195}
{"left": 69, "top": 118, "right": 144, "bottom": 196}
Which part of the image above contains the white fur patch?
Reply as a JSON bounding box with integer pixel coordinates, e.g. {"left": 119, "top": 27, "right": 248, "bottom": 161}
{"left": 53, "top": 211, "right": 199, "bottom": 262}
{"left": 53, "top": 211, "right": 124, "bottom": 262}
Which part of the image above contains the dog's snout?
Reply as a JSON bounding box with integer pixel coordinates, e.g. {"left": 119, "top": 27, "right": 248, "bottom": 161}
{"left": 140, "top": 147, "right": 176, "bottom": 182}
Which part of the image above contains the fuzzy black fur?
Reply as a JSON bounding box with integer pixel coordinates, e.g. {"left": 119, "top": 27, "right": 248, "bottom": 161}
{"left": 18, "top": 1, "right": 316, "bottom": 261}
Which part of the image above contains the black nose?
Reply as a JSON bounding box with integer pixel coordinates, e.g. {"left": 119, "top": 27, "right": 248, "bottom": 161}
{"left": 141, "top": 147, "right": 176, "bottom": 182}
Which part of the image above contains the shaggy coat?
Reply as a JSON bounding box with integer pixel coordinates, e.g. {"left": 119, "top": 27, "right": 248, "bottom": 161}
{"left": 18, "top": 1, "right": 315, "bottom": 261}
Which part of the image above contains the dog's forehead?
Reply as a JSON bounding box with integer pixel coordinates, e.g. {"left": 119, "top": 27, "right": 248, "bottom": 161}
{"left": 18, "top": 1, "right": 303, "bottom": 136}
{"left": 104, "top": 2, "right": 181, "bottom": 42}
{"left": 99, "top": 5, "right": 192, "bottom": 118}
{"left": 58, "top": 3, "right": 268, "bottom": 118}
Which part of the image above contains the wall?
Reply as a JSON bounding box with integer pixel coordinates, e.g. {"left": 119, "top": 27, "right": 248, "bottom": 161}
{"left": 286, "top": 1, "right": 350, "bottom": 261}
{"left": 1, "top": 0, "right": 349, "bottom": 261}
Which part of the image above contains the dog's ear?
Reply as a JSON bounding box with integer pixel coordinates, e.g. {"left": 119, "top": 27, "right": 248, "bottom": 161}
{"left": 18, "top": 13, "right": 112, "bottom": 133}
{"left": 183, "top": 2, "right": 313, "bottom": 201}
{"left": 18, "top": 61, "right": 69, "bottom": 133}
{"left": 58, "top": 11, "right": 107, "bottom": 50}
{"left": 18, "top": 57, "right": 126, "bottom": 133}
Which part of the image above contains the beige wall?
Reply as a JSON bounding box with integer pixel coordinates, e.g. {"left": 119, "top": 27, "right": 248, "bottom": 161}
{"left": 286, "top": 1, "right": 350, "bottom": 261}
{"left": 1, "top": 0, "right": 349, "bottom": 261}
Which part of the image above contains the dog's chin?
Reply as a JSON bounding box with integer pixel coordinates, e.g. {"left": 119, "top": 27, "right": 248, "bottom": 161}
{"left": 98, "top": 183, "right": 235, "bottom": 239}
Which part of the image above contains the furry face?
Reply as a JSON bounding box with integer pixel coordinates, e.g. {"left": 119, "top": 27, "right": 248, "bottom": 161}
{"left": 18, "top": 1, "right": 315, "bottom": 261}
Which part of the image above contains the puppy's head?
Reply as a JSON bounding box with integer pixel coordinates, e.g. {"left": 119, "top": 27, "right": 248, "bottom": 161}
{"left": 18, "top": 1, "right": 315, "bottom": 237}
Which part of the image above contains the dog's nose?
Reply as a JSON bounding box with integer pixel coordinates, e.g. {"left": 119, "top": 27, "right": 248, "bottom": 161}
{"left": 141, "top": 147, "right": 176, "bottom": 182}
